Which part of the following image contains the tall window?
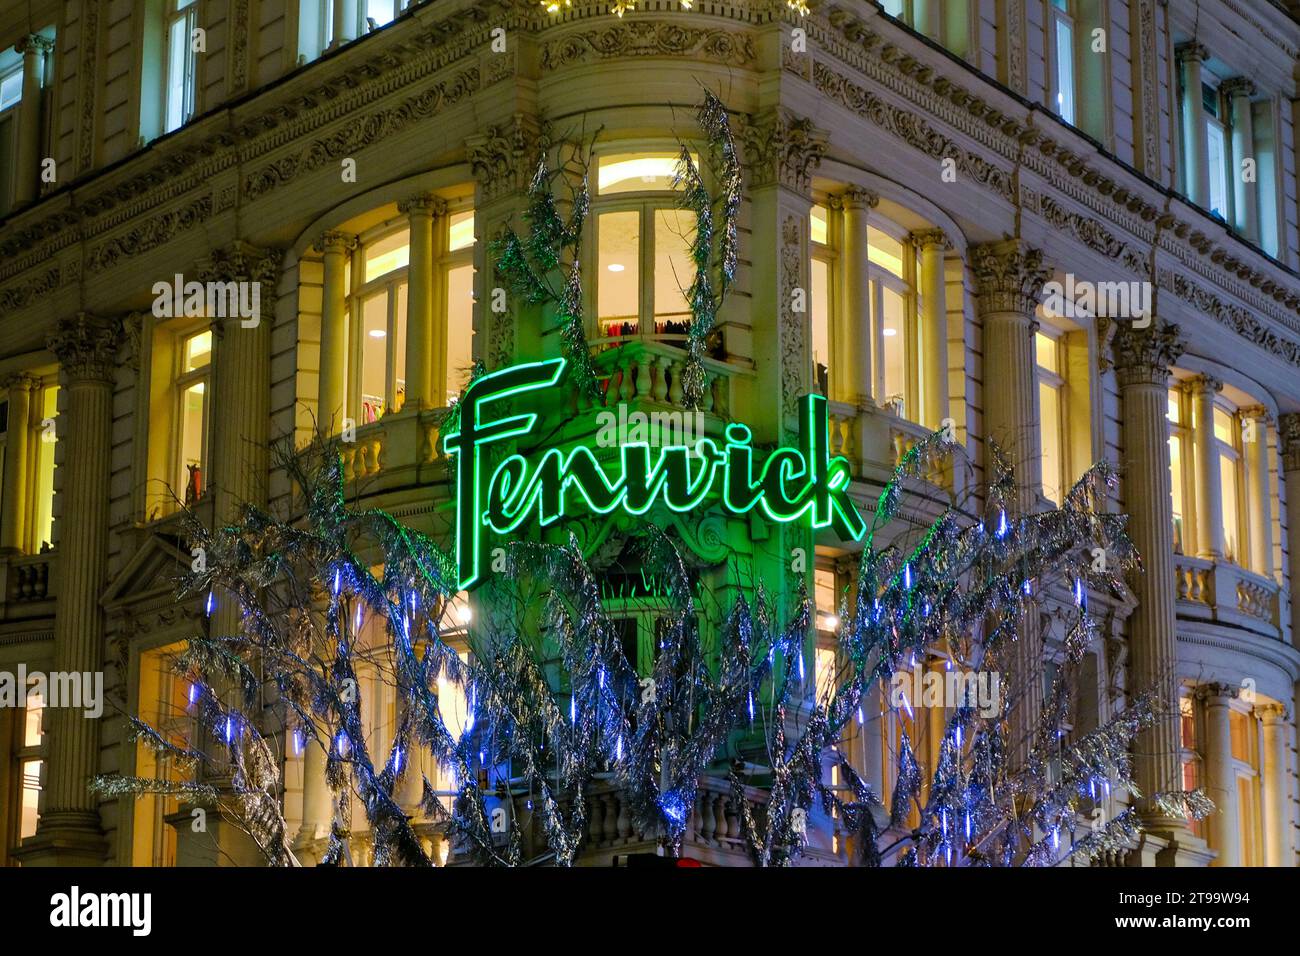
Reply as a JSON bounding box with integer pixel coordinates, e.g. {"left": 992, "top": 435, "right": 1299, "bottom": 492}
{"left": 176, "top": 329, "right": 211, "bottom": 504}
{"left": 443, "top": 209, "right": 475, "bottom": 405}
{"left": 1049, "top": 0, "right": 1076, "bottom": 125}
{"left": 1168, "top": 388, "right": 1190, "bottom": 554}
{"left": 593, "top": 152, "right": 696, "bottom": 340}
{"left": 872, "top": 225, "right": 916, "bottom": 419}
{"left": 163, "top": 0, "right": 199, "bottom": 134}
{"left": 1230, "top": 708, "right": 1262, "bottom": 866}
{"left": 298, "top": 0, "right": 332, "bottom": 62}
{"left": 352, "top": 226, "right": 409, "bottom": 423}
{"left": 810, "top": 205, "right": 833, "bottom": 397}
{"left": 1178, "top": 691, "right": 1202, "bottom": 837}
{"left": 132, "top": 642, "right": 190, "bottom": 866}
{"left": 1036, "top": 330, "right": 1067, "bottom": 505}
{"left": 0, "top": 59, "right": 21, "bottom": 216}
{"left": 1203, "top": 83, "right": 1230, "bottom": 221}
{"left": 31, "top": 383, "right": 57, "bottom": 550}
{"left": 1210, "top": 405, "right": 1244, "bottom": 564}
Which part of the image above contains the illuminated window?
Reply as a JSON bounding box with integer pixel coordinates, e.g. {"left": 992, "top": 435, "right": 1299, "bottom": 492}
{"left": 1036, "top": 330, "right": 1067, "bottom": 505}
{"left": 1050, "top": 0, "right": 1076, "bottom": 125}
{"left": 176, "top": 329, "right": 211, "bottom": 505}
{"left": 1178, "top": 692, "right": 1202, "bottom": 837}
{"left": 164, "top": 0, "right": 198, "bottom": 134}
{"left": 594, "top": 152, "right": 696, "bottom": 339}
{"left": 351, "top": 227, "right": 409, "bottom": 422}
{"left": 1229, "top": 708, "right": 1262, "bottom": 866}
{"left": 810, "top": 205, "right": 833, "bottom": 397}
{"left": 869, "top": 224, "right": 916, "bottom": 419}
{"left": 1168, "top": 388, "right": 1190, "bottom": 553}
{"left": 132, "top": 643, "right": 190, "bottom": 866}
{"left": 443, "top": 209, "right": 476, "bottom": 405}
{"left": 1208, "top": 405, "right": 1244, "bottom": 564}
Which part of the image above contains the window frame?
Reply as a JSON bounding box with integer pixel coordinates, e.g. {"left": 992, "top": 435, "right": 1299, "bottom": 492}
{"left": 868, "top": 214, "right": 919, "bottom": 420}
{"left": 440, "top": 205, "right": 476, "bottom": 407}
{"left": 162, "top": 0, "right": 199, "bottom": 135}
{"left": 173, "top": 325, "right": 212, "bottom": 506}
{"left": 1048, "top": 0, "right": 1077, "bottom": 126}
{"left": 348, "top": 220, "right": 411, "bottom": 423}
{"left": 809, "top": 203, "right": 838, "bottom": 399}
{"left": 1035, "top": 326, "right": 1069, "bottom": 505}
{"left": 1209, "top": 400, "right": 1245, "bottom": 565}
{"left": 1168, "top": 386, "right": 1193, "bottom": 555}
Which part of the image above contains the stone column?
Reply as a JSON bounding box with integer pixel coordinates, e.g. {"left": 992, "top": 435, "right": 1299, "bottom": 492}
{"left": 1281, "top": 414, "right": 1300, "bottom": 635}
{"left": 314, "top": 231, "right": 356, "bottom": 435}
{"left": 913, "top": 229, "right": 950, "bottom": 431}
{"left": 1222, "top": 78, "right": 1258, "bottom": 242}
{"left": 0, "top": 373, "right": 38, "bottom": 552}
{"left": 12, "top": 34, "right": 54, "bottom": 206}
{"left": 22, "top": 313, "right": 121, "bottom": 866}
{"left": 399, "top": 194, "right": 448, "bottom": 411}
{"left": 329, "top": 0, "right": 358, "bottom": 48}
{"left": 1258, "top": 703, "right": 1289, "bottom": 867}
{"left": 1241, "top": 406, "right": 1274, "bottom": 580}
{"left": 1197, "top": 683, "right": 1241, "bottom": 866}
{"left": 914, "top": 0, "right": 943, "bottom": 41}
{"left": 834, "top": 187, "right": 877, "bottom": 408}
{"left": 1176, "top": 42, "right": 1211, "bottom": 209}
{"left": 970, "top": 240, "right": 1050, "bottom": 506}
{"left": 1190, "top": 374, "right": 1225, "bottom": 560}
{"left": 294, "top": 737, "right": 332, "bottom": 860}
{"left": 1112, "top": 320, "right": 1189, "bottom": 844}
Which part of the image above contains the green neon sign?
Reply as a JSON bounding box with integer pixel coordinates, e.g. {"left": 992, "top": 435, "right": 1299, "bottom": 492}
{"left": 442, "top": 357, "right": 866, "bottom": 590}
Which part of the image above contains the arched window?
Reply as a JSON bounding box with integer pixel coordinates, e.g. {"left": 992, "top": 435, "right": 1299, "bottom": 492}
{"left": 592, "top": 151, "right": 696, "bottom": 341}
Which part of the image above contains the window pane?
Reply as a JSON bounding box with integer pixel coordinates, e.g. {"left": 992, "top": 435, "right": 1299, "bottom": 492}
{"left": 445, "top": 265, "right": 474, "bottom": 406}
{"left": 816, "top": 646, "right": 837, "bottom": 700}
{"left": 32, "top": 386, "right": 56, "bottom": 549}
{"left": 1054, "top": 16, "right": 1075, "bottom": 124}
{"left": 360, "top": 291, "right": 389, "bottom": 423}
{"left": 881, "top": 286, "right": 905, "bottom": 411}
{"left": 394, "top": 282, "right": 407, "bottom": 410}
{"left": 1167, "top": 390, "right": 1181, "bottom": 424}
{"left": 1207, "top": 121, "right": 1229, "bottom": 219}
{"left": 653, "top": 208, "right": 694, "bottom": 332}
{"left": 183, "top": 330, "right": 212, "bottom": 371}
{"left": 597, "top": 152, "right": 687, "bottom": 194}
{"left": 1035, "top": 331, "right": 1059, "bottom": 374}
{"left": 365, "top": 229, "right": 409, "bottom": 281}
{"left": 868, "top": 230, "right": 905, "bottom": 277}
{"left": 1213, "top": 407, "right": 1234, "bottom": 445}
{"left": 1040, "top": 381, "right": 1063, "bottom": 505}
{"left": 178, "top": 381, "right": 205, "bottom": 495}
{"left": 165, "top": 17, "right": 190, "bottom": 133}
{"left": 598, "top": 211, "right": 640, "bottom": 336}
{"left": 810, "top": 205, "right": 829, "bottom": 246}
{"left": 811, "top": 257, "right": 831, "bottom": 396}
{"left": 24, "top": 692, "right": 43, "bottom": 747}
{"left": 20, "top": 759, "right": 41, "bottom": 839}
{"left": 1169, "top": 434, "right": 1185, "bottom": 552}
{"left": 366, "top": 0, "right": 396, "bottom": 26}
{"left": 0, "top": 69, "right": 21, "bottom": 111}
{"left": 1230, "top": 710, "right": 1252, "bottom": 763}
{"left": 1220, "top": 452, "right": 1240, "bottom": 562}
{"left": 448, "top": 210, "right": 475, "bottom": 252}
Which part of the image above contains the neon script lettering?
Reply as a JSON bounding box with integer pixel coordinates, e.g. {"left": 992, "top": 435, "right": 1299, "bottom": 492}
{"left": 443, "top": 358, "right": 866, "bottom": 589}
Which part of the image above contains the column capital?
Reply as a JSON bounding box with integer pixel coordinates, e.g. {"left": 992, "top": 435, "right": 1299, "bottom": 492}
{"left": 14, "top": 33, "right": 55, "bottom": 56}
{"left": 1240, "top": 404, "right": 1272, "bottom": 426}
{"left": 197, "top": 241, "right": 283, "bottom": 285}
{"left": 740, "top": 108, "right": 828, "bottom": 194}
{"left": 1219, "top": 76, "right": 1257, "bottom": 100}
{"left": 1175, "top": 41, "right": 1210, "bottom": 64}
{"left": 1278, "top": 413, "right": 1300, "bottom": 472}
{"left": 1, "top": 371, "right": 41, "bottom": 393}
{"left": 1257, "top": 702, "right": 1289, "bottom": 722}
{"left": 970, "top": 240, "right": 1050, "bottom": 315}
{"left": 397, "top": 193, "right": 448, "bottom": 217}
{"left": 830, "top": 186, "right": 878, "bottom": 211}
{"left": 1111, "top": 320, "right": 1184, "bottom": 387}
{"left": 47, "top": 313, "right": 123, "bottom": 384}
{"left": 1187, "top": 373, "right": 1223, "bottom": 396}
{"left": 1194, "top": 681, "right": 1240, "bottom": 704}
{"left": 911, "top": 228, "right": 949, "bottom": 251}
{"left": 312, "top": 230, "right": 357, "bottom": 255}
{"left": 467, "top": 113, "right": 544, "bottom": 203}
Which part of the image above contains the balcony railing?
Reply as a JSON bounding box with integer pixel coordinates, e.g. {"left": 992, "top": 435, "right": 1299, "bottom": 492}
{"left": 1173, "top": 553, "right": 1283, "bottom": 638}
{"left": 0, "top": 550, "right": 57, "bottom": 618}
{"left": 587, "top": 337, "right": 740, "bottom": 421}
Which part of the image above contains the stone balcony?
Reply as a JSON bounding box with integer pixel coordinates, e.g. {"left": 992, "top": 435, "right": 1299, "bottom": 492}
{"left": 1173, "top": 554, "right": 1287, "bottom": 641}
{"left": 0, "top": 550, "right": 57, "bottom": 621}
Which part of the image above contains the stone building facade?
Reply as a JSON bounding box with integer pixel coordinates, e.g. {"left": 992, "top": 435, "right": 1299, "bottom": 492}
{"left": 0, "top": 0, "right": 1297, "bottom": 866}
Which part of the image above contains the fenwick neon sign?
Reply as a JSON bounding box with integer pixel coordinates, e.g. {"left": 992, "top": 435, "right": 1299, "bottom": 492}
{"left": 443, "top": 358, "right": 867, "bottom": 589}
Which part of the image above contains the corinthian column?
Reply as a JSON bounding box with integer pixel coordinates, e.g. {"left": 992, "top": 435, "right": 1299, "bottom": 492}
{"left": 1197, "top": 683, "right": 1241, "bottom": 866}
{"left": 1112, "top": 320, "right": 1190, "bottom": 846}
{"left": 834, "top": 187, "right": 877, "bottom": 409}
{"left": 314, "top": 231, "right": 357, "bottom": 434}
{"left": 1189, "top": 374, "right": 1225, "bottom": 560}
{"left": 1281, "top": 414, "right": 1300, "bottom": 636}
{"left": 20, "top": 313, "right": 121, "bottom": 866}
{"left": 0, "top": 373, "right": 39, "bottom": 552}
{"left": 1241, "top": 406, "right": 1274, "bottom": 580}
{"left": 1176, "top": 43, "right": 1211, "bottom": 209}
{"left": 913, "top": 229, "right": 950, "bottom": 431}
{"left": 1222, "top": 78, "right": 1258, "bottom": 242}
{"left": 1258, "top": 703, "right": 1291, "bottom": 867}
{"left": 12, "top": 34, "right": 54, "bottom": 206}
{"left": 399, "top": 195, "right": 448, "bottom": 411}
{"left": 971, "top": 240, "right": 1050, "bottom": 507}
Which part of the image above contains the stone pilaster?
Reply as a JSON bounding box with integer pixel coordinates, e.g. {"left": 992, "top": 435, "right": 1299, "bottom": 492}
{"left": 1281, "top": 414, "right": 1300, "bottom": 639}
{"left": 1128, "top": 0, "right": 1162, "bottom": 180}
{"left": 1189, "top": 374, "right": 1225, "bottom": 560}
{"left": 0, "top": 373, "right": 40, "bottom": 552}
{"left": 970, "top": 239, "right": 1050, "bottom": 505}
{"left": 19, "top": 313, "right": 121, "bottom": 866}
{"left": 398, "top": 194, "right": 449, "bottom": 411}
{"left": 313, "top": 231, "right": 357, "bottom": 434}
{"left": 1112, "top": 320, "right": 1190, "bottom": 847}
{"left": 1196, "top": 682, "right": 1241, "bottom": 866}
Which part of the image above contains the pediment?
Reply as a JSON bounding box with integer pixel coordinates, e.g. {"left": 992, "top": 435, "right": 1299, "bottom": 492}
{"left": 102, "top": 531, "right": 193, "bottom": 611}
